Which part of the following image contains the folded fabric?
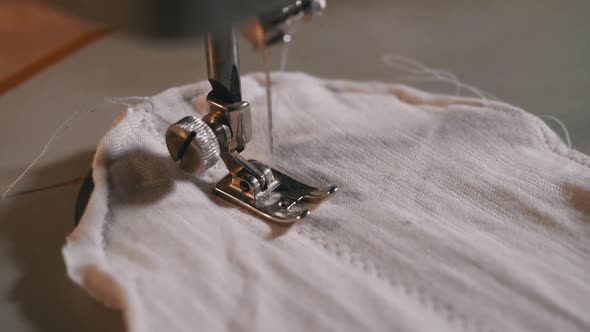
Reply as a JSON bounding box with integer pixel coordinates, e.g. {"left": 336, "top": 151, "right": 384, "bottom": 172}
{"left": 63, "top": 73, "right": 590, "bottom": 332}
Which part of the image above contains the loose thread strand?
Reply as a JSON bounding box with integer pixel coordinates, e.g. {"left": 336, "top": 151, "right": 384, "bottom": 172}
{"left": 262, "top": 47, "right": 274, "bottom": 165}
{"left": 1, "top": 110, "right": 85, "bottom": 199}
{"left": 0, "top": 98, "right": 140, "bottom": 200}
{"left": 381, "top": 54, "right": 501, "bottom": 104}
{"left": 381, "top": 54, "right": 573, "bottom": 149}
{"left": 279, "top": 43, "right": 290, "bottom": 72}
{"left": 539, "top": 115, "right": 572, "bottom": 149}
{"left": 1, "top": 176, "right": 84, "bottom": 200}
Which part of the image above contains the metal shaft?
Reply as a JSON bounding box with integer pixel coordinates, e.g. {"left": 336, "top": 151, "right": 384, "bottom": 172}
{"left": 205, "top": 28, "right": 242, "bottom": 104}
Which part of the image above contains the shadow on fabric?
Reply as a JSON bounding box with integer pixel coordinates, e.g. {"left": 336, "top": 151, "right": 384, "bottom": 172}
{"left": 0, "top": 150, "right": 125, "bottom": 332}
{"left": 99, "top": 147, "right": 299, "bottom": 241}
{"left": 565, "top": 183, "right": 590, "bottom": 224}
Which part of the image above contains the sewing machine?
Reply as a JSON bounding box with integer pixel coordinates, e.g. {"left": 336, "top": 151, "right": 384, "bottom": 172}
{"left": 165, "top": 0, "right": 336, "bottom": 223}
{"left": 53, "top": 0, "right": 336, "bottom": 223}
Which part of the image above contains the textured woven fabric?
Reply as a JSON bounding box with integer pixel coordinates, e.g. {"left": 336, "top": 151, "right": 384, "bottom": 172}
{"left": 63, "top": 73, "right": 590, "bottom": 332}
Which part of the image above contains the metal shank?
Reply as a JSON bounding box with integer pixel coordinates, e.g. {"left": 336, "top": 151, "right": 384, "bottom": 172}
{"left": 206, "top": 28, "right": 242, "bottom": 103}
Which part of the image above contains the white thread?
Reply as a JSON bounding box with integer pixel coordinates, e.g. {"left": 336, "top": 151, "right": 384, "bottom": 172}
{"left": 279, "top": 43, "right": 290, "bottom": 72}
{"left": 382, "top": 54, "right": 486, "bottom": 100}
{"left": 106, "top": 96, "right": 153, "bottom": 110}
{"left": 1, "top": 110, "right": 86, "bottom": 199}
{"left": 262, "top": 47, "right": 274, "bottom": 165}
{"left": 539, "top": 115, "right": 572, "bottom": 149}
{"left": 1, "top": 176, "right": 84, "bottom": 199}
{"left": 382, "top": 54, "right": 574, "bottom": 150}
{"left": 381, "top": 54, "right": 501, "bottom": 104}
{"left": 0, "top": 99, "right": 124, "bottom": 200}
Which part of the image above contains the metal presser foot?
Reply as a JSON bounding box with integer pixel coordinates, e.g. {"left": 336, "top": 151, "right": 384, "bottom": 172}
{"left": 165, "top": 94, "right": 336, "bottom": 223}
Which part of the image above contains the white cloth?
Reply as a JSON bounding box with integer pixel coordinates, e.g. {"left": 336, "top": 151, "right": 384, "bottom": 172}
{"left": 63, "top": 73, "right": 590, "bottom": 332}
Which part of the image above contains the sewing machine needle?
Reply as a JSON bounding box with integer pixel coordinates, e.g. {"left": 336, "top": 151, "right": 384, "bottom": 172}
{"left": 262, "top": 47, "right": 274, "bottom": 165}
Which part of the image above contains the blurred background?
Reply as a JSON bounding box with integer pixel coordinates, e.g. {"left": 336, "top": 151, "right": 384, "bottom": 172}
{"left": 0, "top": 0, "right": 589, "bottom": 331}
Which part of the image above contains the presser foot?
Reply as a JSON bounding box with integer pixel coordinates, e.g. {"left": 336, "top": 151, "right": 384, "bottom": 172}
{"left": 215, "top": 162, "right": 337, "bottom": 223}
{"left": 166, "top": 98, "right": 336, "bottom": 224}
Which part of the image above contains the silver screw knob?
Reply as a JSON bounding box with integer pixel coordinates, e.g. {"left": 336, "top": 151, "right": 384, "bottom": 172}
{"left": 165, "top": 116, "right": 220, "bottom": 174}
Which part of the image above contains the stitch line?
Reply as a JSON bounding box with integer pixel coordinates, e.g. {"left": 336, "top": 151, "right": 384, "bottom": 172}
{"left": 295, "top": 229, "right": 493, "bottom": 332}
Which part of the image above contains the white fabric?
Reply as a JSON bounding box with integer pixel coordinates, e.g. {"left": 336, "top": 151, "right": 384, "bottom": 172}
{"left": 63, "top": 73, "right": 590, "bottom": 332}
